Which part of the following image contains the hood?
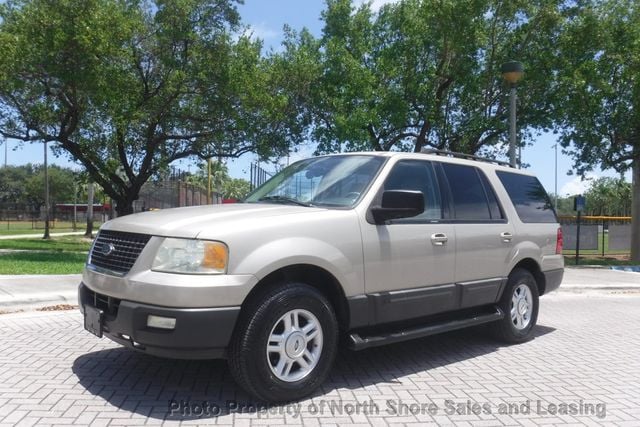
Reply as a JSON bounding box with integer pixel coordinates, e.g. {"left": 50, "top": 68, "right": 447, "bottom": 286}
{"left": 101, "top": 203, "right": 326, "bottom": 238}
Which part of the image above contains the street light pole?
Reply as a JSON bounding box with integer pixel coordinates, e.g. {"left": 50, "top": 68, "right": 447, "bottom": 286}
{"left": 43, "top": 141, "right": 50, "bottom": 239}
{"left": 554, "top": 143, "right": 558, "bottom": 211}
{"left": 509, "top": 86, "right": 517, "bottom": 167}
{"left": 501, "top": 61, "right": 524, "bottom": 168}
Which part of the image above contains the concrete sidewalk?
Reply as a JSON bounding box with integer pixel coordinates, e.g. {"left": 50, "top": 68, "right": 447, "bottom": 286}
{"left": 560, "top": 267, "right": 640, "bottom": 291}
{"left": 0, "top": 274, "right": 80, "bottom": 309}
{"left": 0, "top": 267, "right": 637, "bottom": 311}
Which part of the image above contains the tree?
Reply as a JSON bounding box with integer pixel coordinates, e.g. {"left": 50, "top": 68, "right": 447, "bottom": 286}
{"left": 0, "top": 165, "right": 32, "bottom": 204}
{"left": 555, "top": 0, "right": 640, "bottom": 261}
{"left": 185, "top": 160, "right": 251, "bottom": 200}
{"left": 25, "top": 165, "right": 77, "bottom": 206}
{"left": 583, "top": 177, "right": 632, "bottom": 217}
{"left": 222, "top": 178, "right": 251, "bottom": 200}
{"left": 292, "top": 0, "right": 565, "bottom": 155}
{"left": 0, "top": 0, "right": 302, "bottom": 216}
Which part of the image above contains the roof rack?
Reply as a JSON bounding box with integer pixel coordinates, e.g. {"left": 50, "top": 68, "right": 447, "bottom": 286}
{"left": 420, "top": 148, "right": 513, "bottom": 168}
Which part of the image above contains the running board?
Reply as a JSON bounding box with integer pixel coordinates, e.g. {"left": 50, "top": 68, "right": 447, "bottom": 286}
{"left": 348, "top": 307, "right": 504, "bottom": 351}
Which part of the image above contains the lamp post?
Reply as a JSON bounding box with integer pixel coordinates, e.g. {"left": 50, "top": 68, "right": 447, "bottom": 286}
{"left": 501, "top": 61, "right": 524, "bottom": 168}
{"left": 553, "top": 143, "right": 558, "bottom": 211}
{"left": 43, "top": 141, "right": 50, "bottom": 239}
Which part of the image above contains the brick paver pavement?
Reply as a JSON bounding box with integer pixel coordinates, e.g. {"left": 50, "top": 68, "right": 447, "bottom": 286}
{"left": 1, "top": 293, "right": 639, "bottom": 426}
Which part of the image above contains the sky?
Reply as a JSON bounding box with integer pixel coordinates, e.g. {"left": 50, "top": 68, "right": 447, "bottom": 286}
{"left": 0, "top": 0, "right": 630, "bottom": 197}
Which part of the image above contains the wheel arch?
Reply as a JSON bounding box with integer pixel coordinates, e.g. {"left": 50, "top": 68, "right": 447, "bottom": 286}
{"left": 511, "top": 258, "right": 546, "bottom": 295}
{"left": 239, "top": 264, "right": 350, "bottom": 332}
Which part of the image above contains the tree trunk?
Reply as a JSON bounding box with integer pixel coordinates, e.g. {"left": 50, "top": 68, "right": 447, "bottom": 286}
{"left": 114, "top": 187, "right": 140, "bottom": 217}
{"left": 85, "top": 181, "right": 94, "bottom": 238}
{"left": 631, "top": 156, "right": 640, "bottom": 263}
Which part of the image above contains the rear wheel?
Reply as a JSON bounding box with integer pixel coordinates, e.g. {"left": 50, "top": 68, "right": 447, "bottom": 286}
{"left": 228, "top": 283, "right": 338, "bottom": 402}
{"left": 491, "top": 268, "right": 539, "bottom": 343}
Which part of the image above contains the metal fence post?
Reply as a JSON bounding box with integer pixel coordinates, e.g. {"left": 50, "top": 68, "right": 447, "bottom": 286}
{"left": 575, "top": 211, "right": 581, "bottom": 265}
{"left": 602, "top": 218, "right": 606, "bottom": 257}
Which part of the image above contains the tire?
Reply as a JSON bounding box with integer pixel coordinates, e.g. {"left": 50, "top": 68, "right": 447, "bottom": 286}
{"left": 228, "top": 282, "right": 338, "bottom": 403}
{"left": 491, "top": 268, "right": 539, "bottom": 343}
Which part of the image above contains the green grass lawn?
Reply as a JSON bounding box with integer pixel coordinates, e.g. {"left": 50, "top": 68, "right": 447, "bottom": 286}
{"left": 0, "top": 220, "right": 103, "bottom": 235}
{"left": 563, "top": 256, "right": 636, "bottom": 266}
{"left": 0, "top": 251, "right": 87, "bottom": 274}
{"left": 0, "top": 235, "right": 93, "bottom": 252}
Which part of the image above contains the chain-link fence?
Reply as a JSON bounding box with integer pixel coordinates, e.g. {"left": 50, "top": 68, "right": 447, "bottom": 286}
{"left": 0, "top": 202, "right": 107, "bottom": 232}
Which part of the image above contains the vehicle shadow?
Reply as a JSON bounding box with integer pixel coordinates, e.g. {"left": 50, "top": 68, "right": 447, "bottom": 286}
{"left": 72, "top": 324, "right": 556, "bottom": 421}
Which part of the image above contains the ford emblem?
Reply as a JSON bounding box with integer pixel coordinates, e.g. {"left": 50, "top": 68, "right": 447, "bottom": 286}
{"left": 100, "top": 243, "right": 116, "bottom": 257}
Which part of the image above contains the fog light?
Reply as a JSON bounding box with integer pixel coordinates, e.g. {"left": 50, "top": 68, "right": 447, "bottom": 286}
{"left": 147, "top": 315, "right": 176, "bottom": 330}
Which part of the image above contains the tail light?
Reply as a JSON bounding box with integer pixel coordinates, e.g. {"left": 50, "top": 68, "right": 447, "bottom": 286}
{"left": 556, "top": 227, "right": 563, "bottom": 254}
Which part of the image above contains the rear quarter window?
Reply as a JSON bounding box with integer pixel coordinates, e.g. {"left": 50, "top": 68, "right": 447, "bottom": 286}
{"left": 496, "top": 171, "right": 557, "bottom": 223}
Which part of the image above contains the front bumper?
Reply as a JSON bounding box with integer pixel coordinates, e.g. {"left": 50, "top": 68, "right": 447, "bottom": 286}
{"left": 79, "top": 283, "right": 240, "bottom": 359}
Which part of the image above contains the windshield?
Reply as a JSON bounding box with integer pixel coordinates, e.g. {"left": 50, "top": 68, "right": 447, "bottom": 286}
{"left": 245, "top": 155, "right": 386, "bottom": 208}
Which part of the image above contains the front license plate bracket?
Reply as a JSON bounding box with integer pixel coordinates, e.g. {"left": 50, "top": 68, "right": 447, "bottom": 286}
{"left": 84, "top": 305, "right": 104, "bottom": 338}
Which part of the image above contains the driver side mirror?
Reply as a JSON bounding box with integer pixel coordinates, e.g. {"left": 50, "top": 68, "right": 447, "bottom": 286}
{"left": 370, "top": 190, "right": 424, "bottom": 224}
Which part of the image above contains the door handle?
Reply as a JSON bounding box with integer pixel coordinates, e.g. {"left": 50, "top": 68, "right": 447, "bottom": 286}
{"left": 431, "top": 233, "right": 448, "bottom": 246}
{"left": 500, "top": 232, "right": 513, "bottom": 243}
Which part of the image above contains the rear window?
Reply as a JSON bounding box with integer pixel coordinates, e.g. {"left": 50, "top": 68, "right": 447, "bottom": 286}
{"left": 496, "top": 171, "right": 557, "bottom": 223}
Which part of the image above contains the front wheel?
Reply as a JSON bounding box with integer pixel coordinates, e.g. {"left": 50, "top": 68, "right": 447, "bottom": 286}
{"left": 228, "top": 283, "right": 338, "bottom": 403}
{"left": 491, "top": 268, "right": 539, "bottom": 343}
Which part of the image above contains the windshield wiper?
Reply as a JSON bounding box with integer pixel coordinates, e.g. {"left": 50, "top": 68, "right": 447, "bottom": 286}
{"left": 258, "top": 195, "right": 314, "bottom": 207}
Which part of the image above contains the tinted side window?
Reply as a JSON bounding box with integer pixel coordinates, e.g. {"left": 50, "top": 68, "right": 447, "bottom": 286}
{"left": 478, "top": 170, "right": 504, "bottom": 220}
{"left": 496, "top": 171, "right": 557, "bottom": 223}
{"left": 384, "top": 160, "right": 442, "bottom": 220}
{"left": 441, "top": 164, "right": 491, "bottom": 221}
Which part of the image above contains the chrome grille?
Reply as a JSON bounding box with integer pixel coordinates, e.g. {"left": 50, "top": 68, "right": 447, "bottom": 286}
{"left": 89, "top": 230, "right": 151, "bottom": 275}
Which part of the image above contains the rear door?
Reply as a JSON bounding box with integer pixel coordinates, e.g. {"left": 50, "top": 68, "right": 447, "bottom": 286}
{"left": 439, "top": 163, "right": 514, "bottom": 307}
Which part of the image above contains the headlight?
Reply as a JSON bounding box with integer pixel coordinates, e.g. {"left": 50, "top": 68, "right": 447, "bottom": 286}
{"left": 152, "top": 238, "right": 228, "bottom": 274}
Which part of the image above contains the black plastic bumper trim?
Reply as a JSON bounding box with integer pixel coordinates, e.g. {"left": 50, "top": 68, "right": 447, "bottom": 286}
{"left": 79, "top": 283, "right": 239, "bottom": 359}
{"left": 543, "top": 268, "right": 564, "bottom": 294}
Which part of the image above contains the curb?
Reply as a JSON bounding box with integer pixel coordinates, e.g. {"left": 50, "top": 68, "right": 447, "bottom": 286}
{"left": 559, "top": 285, "right": 640, "bottom": 291}
{"left": 0, "top": 291, "right": 78, "bottom": 309}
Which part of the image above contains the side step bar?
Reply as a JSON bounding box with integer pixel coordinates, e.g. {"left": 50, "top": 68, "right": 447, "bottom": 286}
{"left": 348, "top": 307, "right": 504, "bottom": 351}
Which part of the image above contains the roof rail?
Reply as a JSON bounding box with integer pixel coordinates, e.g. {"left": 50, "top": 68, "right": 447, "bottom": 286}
{"left": 420, "top": 148, "right": 513, "bottom": 168}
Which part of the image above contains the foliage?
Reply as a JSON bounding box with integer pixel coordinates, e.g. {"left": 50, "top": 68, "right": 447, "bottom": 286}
{"left": 584, "top": 177, "right": 632, "bottom": 217}
{"left": 548, "top": 194, "right": 575, "bottom": 216}
{"left": 555, "top": 0, "right": 640, "bottom": 260}
{"left": 223, "top": 178, "right": 251, "bottom": 200}
{"left": 1, "top": 164, "right": 75, "bottom": 204}
{"left": 287, "top": 0, "right": 566, "bottom": 155}
{"left": 0, "top": 0, "right": 304, "bottom": 215}
{"left": 0, "top": 165, "right": 32, "bottom": 204}
{"left": 185, "top": 160, "right": 251, "bottom": 200}
{"left": 0, "top": 164, "right": 106, "bottom": 207}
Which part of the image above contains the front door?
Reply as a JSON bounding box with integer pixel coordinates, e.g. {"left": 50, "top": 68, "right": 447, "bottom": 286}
{"left": 360, "top": 159, "right": 457, "bottom": 324}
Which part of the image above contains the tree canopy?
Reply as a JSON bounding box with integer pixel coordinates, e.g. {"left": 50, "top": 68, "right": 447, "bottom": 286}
{"left": 555, "top": 0, "right": 640, "bottom": 260}
{"left": 0, "top": 0, "right": 304, "bottom": 215}
{"left": 287, "top": 0, "right": 565, "bottom": 155}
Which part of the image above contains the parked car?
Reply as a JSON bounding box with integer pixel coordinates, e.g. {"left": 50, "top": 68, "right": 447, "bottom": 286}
{"left": 79, "top": 150, "right": 564, "bottom": 402}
